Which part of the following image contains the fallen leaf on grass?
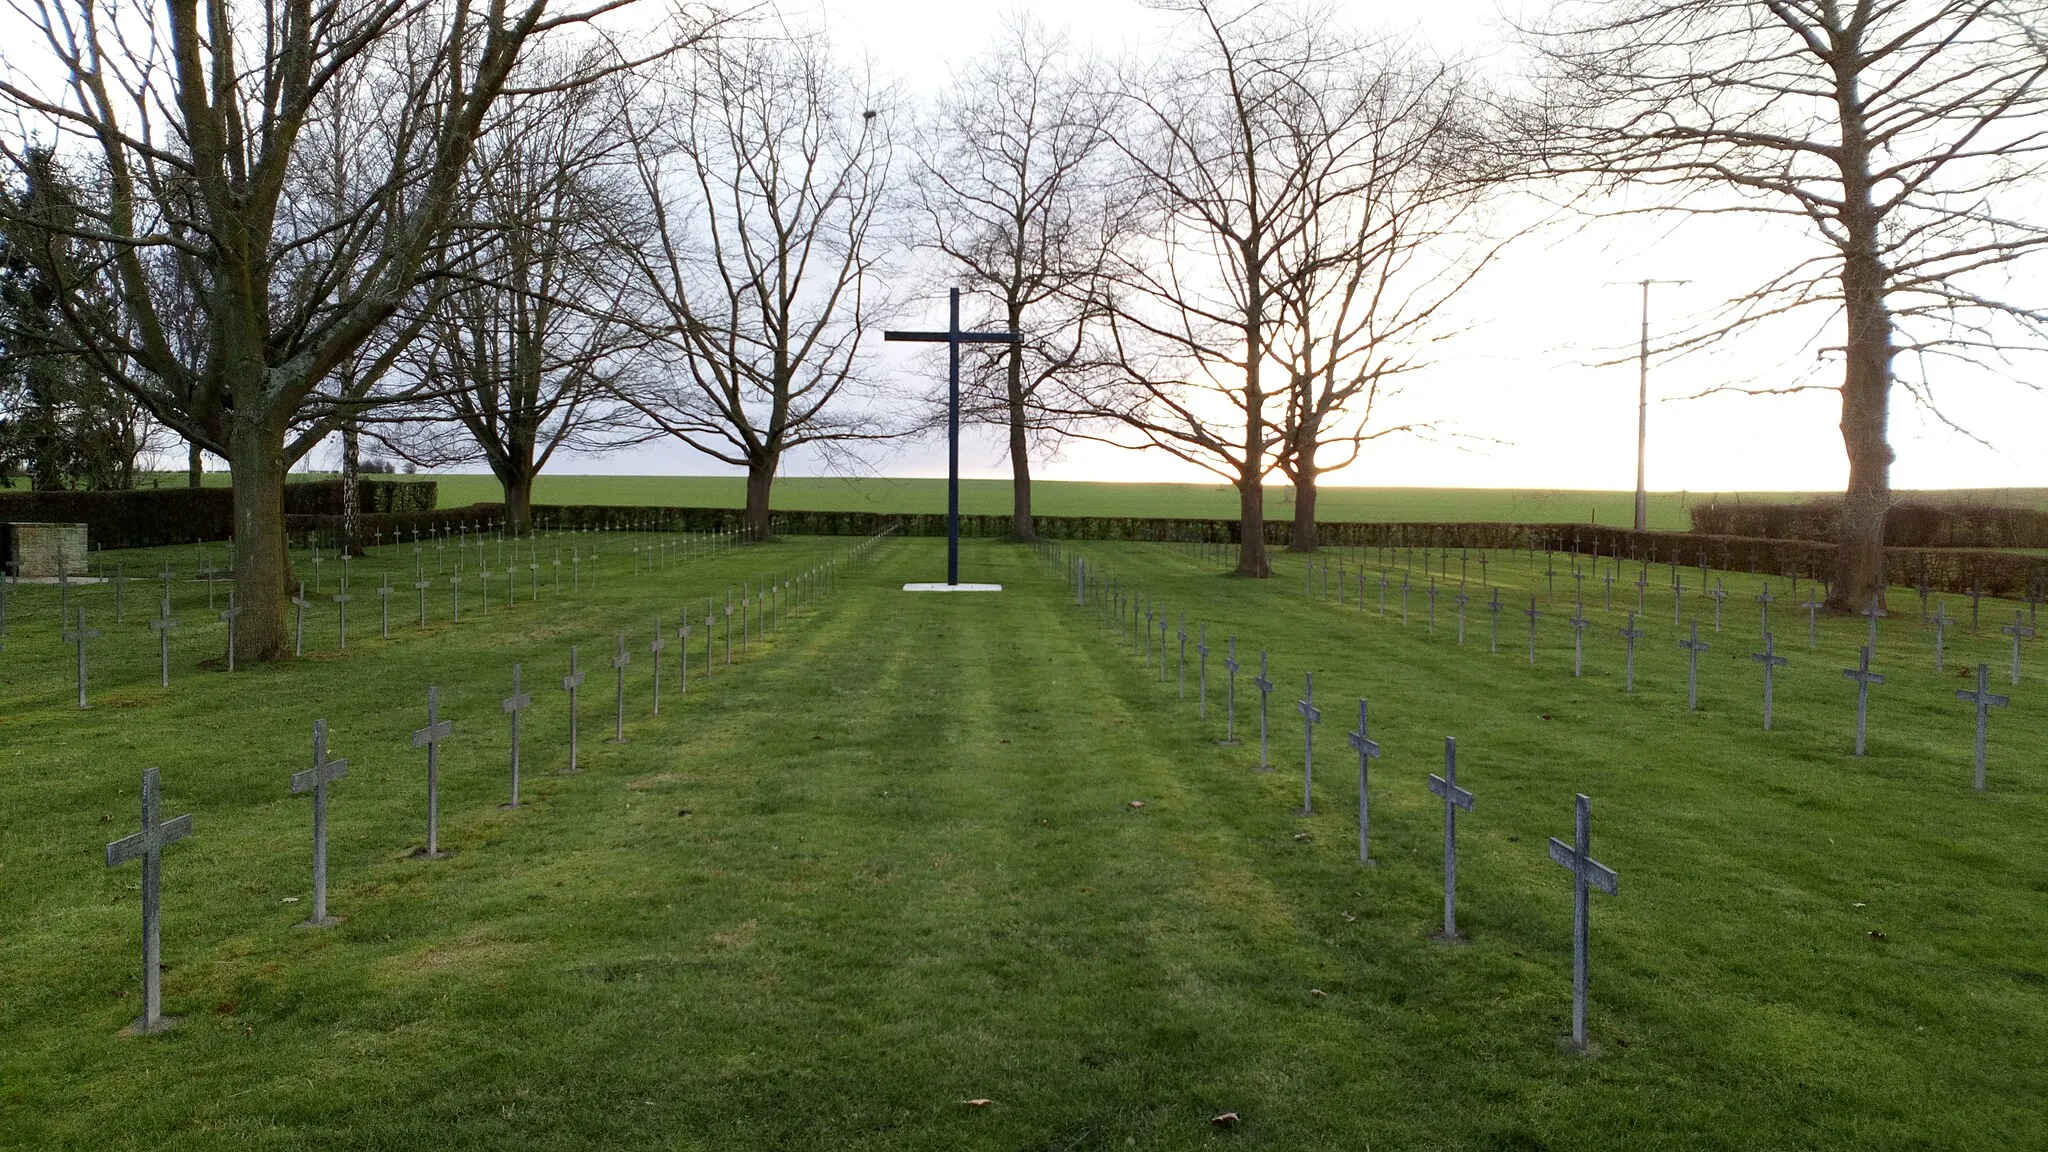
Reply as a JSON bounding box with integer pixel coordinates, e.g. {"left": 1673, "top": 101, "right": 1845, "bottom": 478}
{"left": 280, "top": 896, "right": 300, "bottom": 904}
{"left": 1310, "top": 988, "right": 1327, "bottom": 997}
{"left": 1127, "top": 800, "right": 1145, "bottom": 809}
{"left": 964, "top": 1099, "right": 992, "bottom": 1108}
{"left": 1340, "top": 911, "right": 1356, "bottom": 923}
{"left": 1211, "top": 1112, "right": 1240, "bottom": 1128}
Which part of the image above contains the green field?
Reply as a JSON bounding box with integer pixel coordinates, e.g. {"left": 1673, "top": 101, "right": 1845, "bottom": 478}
{"left": 1, "top": 530, "right": 2043, "bottom": 1148}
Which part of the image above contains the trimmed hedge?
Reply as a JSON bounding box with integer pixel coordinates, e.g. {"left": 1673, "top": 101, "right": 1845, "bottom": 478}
{"left": 1689, "top": 498, "right": 2048, "bottom": 549}
{"left": 0, "top": 478, "right": 438, "bottom": 551}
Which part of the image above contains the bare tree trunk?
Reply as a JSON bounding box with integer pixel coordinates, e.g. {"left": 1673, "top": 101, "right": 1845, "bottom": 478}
{"left": 229, "top": 427, "right": 290, "bottom": 660}
{"left": 1289, "top": 418, "right": 1319, "bottom": 552}
{"left": 1832, "top": 239, "right": 1892, "bottom": 611}
{"left": 1236, "top": 476, "right": 1269, "bottom": 576}
{"left": 187, "top": 441, "right": 202, "bottom": 487}
{"left": 501, "top": 468, "right": 536, "bottom": 537}
{"left": 744, "top": 457, "right": 775, "bottom": 541}
{"left": 340, "top": 423, "right": 361, "bottom": 556}
{"left": 1005, "top": 325, "right": 1036, "bottom": 541}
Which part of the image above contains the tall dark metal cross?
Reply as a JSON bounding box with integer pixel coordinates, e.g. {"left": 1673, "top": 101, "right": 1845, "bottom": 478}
{"left": 884, "top": 288, "right": 1022, "bottom": 585}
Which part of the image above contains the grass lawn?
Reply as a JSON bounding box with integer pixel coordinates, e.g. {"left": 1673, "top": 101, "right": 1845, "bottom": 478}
{"left": 1, "top": 532, "right": 2043, "bottom": 1148}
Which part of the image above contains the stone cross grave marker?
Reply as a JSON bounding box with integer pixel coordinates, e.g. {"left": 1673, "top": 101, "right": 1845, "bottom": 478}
{"left": 562, "top": 646, "right": 586, "bottom": 773}
{"left": 290, "top": 719, "right": 349, "bottom": 926}
{"left": 1860, "top": 594, "right": 1885, "bottom": 653}
{"left": 2000, "top": 612, "right": 2034, "bottom": 685}
{"left": 410, "top": 687, "right": 454, "bottom": 858}
{"left": 292, "top": 583, "right": 310, "bottom": 656}
{"left": 1671, "top": 576, "right": 1685, "bottom": 625}
{"left": 1917, "top": 580, "right": 1931, "bottom": 622}
{"left": 311, "top": 549, "right": 324, "bottom": 594}
{"left": 1296, "top": 673, "right": 1321, "bottom": 815}
{"left": 414, "top": 565, "right": 430, "bottom": 628}
{"left": 1525, "top": 596, "right": 1541, "bottom": 664}
{"left": 150, "top": 596, "right": 178, "bottom": 687}
{"left": 1347, "top": 699, "right": 1380, "bottom": 865}
{"left": 725, "top": 591, "right": 735, "bottom": 667}
{"left": 1679, "top": 622, "right": 1709, "bottom": 711}
{"left": 1196, "top": 625, "right": 1209, "bottom": 718}
{"left": 64, "top": 607, "right": 100, "bottom": 709}
{"left": 1635, "top": 565, "right": 1649, "bottom": 614}
{"left": 1602, "top": 570, "right": 1615, "bottom": 611}
{"left": 1221, "top": 637, "right": 1241, "bottom": 746}
{"left": 1489, "top": 588, "right": 1503, "bottom": 654}
{"left": 1547, "top": 793, "right": 1618, "bottom": 1053}
{"left": 1931, "top": 600, "right": 1955, "bottom": 671}
{"left": 1972, "top": 580, "right": 1982, "bottom": 630}
{"left": 1428, "top": 579, "right": 1439, "bottom": 633}
{"left": 1955, "top": 663, "right": 2010, "bottom": 791}
{"left": 1751, "top": 632, "right": 1789, "bottom": 730}
{"left": 333, "top": 580, "right": 352, "bottom": 650}
{"left": 104, "top": 768, "right": 193, "bottom": 1034}
{"left": 677, "top": 618, "right": 691, "bottom": 696}
{"left": 1796, "top": 589, "right": 1822, "bottom": 649}
{"left": 1841, "top": 645, "right": 1885, "bottom": 756}
{"left": 1707, "top": 579, "right": 1727, "bottom": 631}
{"left": 1401, "top": 574, "right": 1411, "bottom": 624}
{"left": 1455, "top": 584, "right": 1470, "bottom": 646}
{"left": 502, "top": 665, "right": 533, "bottom": 807}
{"left": 378, "top": 576, "right": 392, "bottom": 639}
{"left": 650, "top": 621, "right": 666, "bottom": 713}
{"left": 1254, "top": 650, "right": 1274, "bottom": 772}
{"left": 1378, "top": 570, "right": 1388, "bottom": 616}
{"left": 1570, "top": 606, "right": 1591, "bottom": 677}
{"left": 449, "top": 570, "right": 463, "bottom": 625}
{"left": 1177, "top": 616, "right": 1188, "bottom": 699}
{"left": 1618, "top": 612, "right": 1644, "bottom": 693}
{"left": 1158, "top": 614, "right": 1170, "bottom": 681}
{"left": 1756, "top": 583, "right": 1776, "bottom": 637}
{"left": 1428, "top": 737, "right": 1475, "bottom": 942}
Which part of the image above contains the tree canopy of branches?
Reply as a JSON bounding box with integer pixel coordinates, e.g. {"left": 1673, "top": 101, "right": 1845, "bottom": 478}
{"left": 622, "top": 28, "right": 894, "bottom": 539}
{"left": 0, "top": 0, "right": 701, "bottom": 659}
{"left": 1074, "top": 0, "right": 1457, "bottom": 576}
{"left": 908, "top": 17, "right": 1125, "bottom": 541}
{"left": 1523, "top": 0, "right": 2048, "bottom": 610}
{"left": 0, "top": 151, "right": 156, "bottom": 489}
{"left": 386, "top": 58, "right": 652, "bottom": 534}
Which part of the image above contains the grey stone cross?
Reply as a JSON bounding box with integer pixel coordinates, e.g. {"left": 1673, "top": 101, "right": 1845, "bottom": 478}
{"left": 1799, "top": 590, "right": 1823, "bottom": 649}
{"left": 1613, "top": 610, "right": 1646, "bottom": 688}
{"left": 562, "top": 647, "right": 586, "bottom": 773}
{"left": 1707, "top": 579, "right": 1727, "bottom": 631}
{"left": 1955, "top": 663, "right": 2009, "bottom": 791}
{"left": 1428, "top": 737, "right": 1475, "bottom": 942}
{"left": 650, "top": 621, "right": 667, "bottom": 713}
{"left": 1177, "top": 616, "right": 1188, "bottom": 699}
{"left": 1347, "top": 699, "right": 1380, "bottom": 866}
{"left": 1756, "top": 584, "right": 1776, "bottom": 637}
{"left": 333, "top": 582, "right": 352, "bottom": 650}
{"left": 1488, "top": 588, "right": 1503, "bottom": 654}
{"left": 410, "top": 687, "right": 454, "bottom": 858}
{"left": 1751, "top": 632, "right": 1789, "bottom": 730}
{"left": 311, "top": 549, "right": 325, "bottom": 593}
{"left": 1400, "top": 574, "right": 1411, "bottom": 624}
{"left": 1428, "top": 579, "right": 1439, "bottom": 633}
{"left": 1454, "top": 583, "right": 1470, "bottom": 646}
{"left": 502, "top": 665, "right": 533, "bottom": 808}
{"left": 1525, "top": 596, "right": 1541, "bottom": 664}
{"left": 218, "top": 593, "right": 242, "bottom": 672}
{"left": 1635, "top": 565, "right": 1649, "bottom": 614}
{"left": 1547, "top": 793, "right": 1618, "bottom": 1053}
{"left": 1254, "top": 650, "right": 1275, "bottom": 772}
{"left": 1602, "top": 570, "right": 1615, "bottom": 611}
{"left": 1296, "top": 673, "right": 1321, "bottom": 815}
{"left": 1671, "top": 576, "right": 1685, "bottom": 625}
{"left": 1378, "top": 570, "right": 1388, "bottom": 616}
{"left": 1841, "top": 645, "right": 1885, "bottom": 756}
{"left": 1679, "top": 621, "right": 1709, "bottom": 711}
{"left": 1158, "top": 613, "right": 1170, "bottom": 682}
{"left": 1196, "top": 624, "right": 1209, "bottom": 719}
{"left": 377, "top": 577, "right": 392, "bottom": 639}
{"left": 677, "top": 617, "right": 692, "bottom": 696}
{"left": 449, "top": 570, "right": 463, "bottom": 624}
{"left": 104, "top": 768, "right": 193, "bottom": 1034}
{"left": 150, "top": 596, "right": 178, "bottom": 687}
{"left": 1932, "top": 600, "right": 1955, "bottom": 671}
{"left": 1220, "top": 637, "right": 1241, "bottom": 746}
{"left": 2000, "top": 611, "right": 2034, "bottom": 685}
{"left": 1916, "top": 580, "right": 1931, "bottom": 622}
{"left": 1569, "top": 606, "right": 1591, "bottom": 677}
{"left": 414, "top": 567, "right": 430, "bottom": 628}
{"left": 1860, "top": 595, "right": 1884, "bottom": 652}
{"left": 292, "top": 582, "right": 310, "bottom": 656}
{"left": 64, "top": 607, "right": 100, "bottom": 709}
{"left": 290, "top": 719, "right": 349, "bottom": 926}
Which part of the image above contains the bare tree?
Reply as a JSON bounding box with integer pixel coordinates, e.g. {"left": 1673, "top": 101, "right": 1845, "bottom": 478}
{"left": 1068, "top": 0, "right": 1391, "bottom": 576}
{"left": 1522, "top": 0, "right": 2048, "bottom": 610}
{"left": 621, "top": 27, "right": 895, "bottom": 540}
{"left": 1270, "top": 56, "right": 1505, "bottom": 551}
{"left": 384, "top": 60, "right": 652, "bottom": 534}
{"left": 0, "top": 0, "right": 708, "bottom": 659}
{"left": 907, "top": 17, "right": 1126, "bottom": 541}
